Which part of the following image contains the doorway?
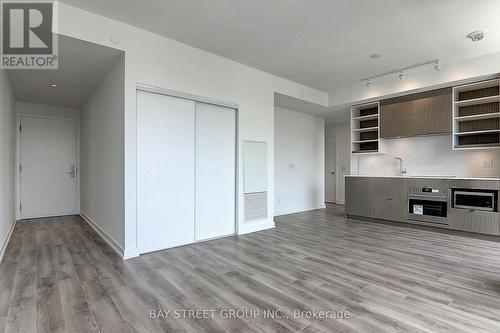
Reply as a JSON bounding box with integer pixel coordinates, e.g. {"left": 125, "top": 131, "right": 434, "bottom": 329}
{"left": 18, "top": 115, "right": 79, "bottom": 219}
{"left": 325, "top": 135, "right": 337, "bottom": 203}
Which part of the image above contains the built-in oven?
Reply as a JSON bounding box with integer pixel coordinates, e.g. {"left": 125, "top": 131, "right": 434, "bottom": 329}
{"left": 408, "top": 187, "right": 449, "bottom": 224}
{"left": 452, "top": 189, "right": 497, "bottom": 212}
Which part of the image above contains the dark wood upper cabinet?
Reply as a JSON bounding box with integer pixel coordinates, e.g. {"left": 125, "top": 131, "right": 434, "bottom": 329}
{"left": 380, "top": 88, "right": 452, "bottom": 138}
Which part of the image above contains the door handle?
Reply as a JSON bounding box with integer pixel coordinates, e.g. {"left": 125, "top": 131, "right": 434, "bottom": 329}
{"left": 66, "top": 165, "right": 76, "bottom": 178}
{"left": 330, "top": 171, "right": 335, "bottom": 175}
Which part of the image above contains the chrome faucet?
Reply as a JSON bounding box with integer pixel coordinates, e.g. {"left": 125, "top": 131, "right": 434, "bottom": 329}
{"left": 395, "top": 157, "right": 407, "bottom": 176}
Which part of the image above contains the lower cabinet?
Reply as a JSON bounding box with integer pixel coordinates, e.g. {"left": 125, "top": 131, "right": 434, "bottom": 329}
{"left": 346, "top": 177, "right": 407, "bottom": 222}
{"left": 345, "top": 177, "right": 375, "bottom": 217}
{"left": 373, "top": 178, "right": 408, "bottom": 222}
{"left": 448, "top": 209, "right": 500, "bottom": 236}
{"left": 346, "top": 176, "right": 500, "bottom": 236}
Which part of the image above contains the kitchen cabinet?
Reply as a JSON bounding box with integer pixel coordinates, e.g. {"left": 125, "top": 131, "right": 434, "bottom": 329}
{"left": 372, "top": 177, "right": 408, "bottom": 222}
{"left": 346, "top": 176, "right": 500, "bottom": 236}
{"left": 380, "top": 88, "right": 452, "bottom": 138}
{"left": 345, "top": 177, "right": 407, "bottom": 221}
{"left": 448, "top": 209, "right": 500, "bottom": 235}
{"left": 345, "top": 177, "right": 375, "bottom": 217}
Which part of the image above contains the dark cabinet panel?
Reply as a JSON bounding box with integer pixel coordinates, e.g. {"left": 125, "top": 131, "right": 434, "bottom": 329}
{"left": 345, "top": 177, "right": 375, "bottom": 217}
{"left": 346, "top": 177, "right": 408, "bottom": 222}
{"left": 380, "top": 88, "right": 452, "bottom": 138}
{"left": 372, "top": 178, "right": 408, "bottom": 222}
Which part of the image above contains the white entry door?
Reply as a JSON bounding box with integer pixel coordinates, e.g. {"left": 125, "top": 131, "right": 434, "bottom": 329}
{"left": 325, "top": 135, "right": 337, "bottom": 203}
{"left": 20, "top": 116, "right": 78, "bottom": 219}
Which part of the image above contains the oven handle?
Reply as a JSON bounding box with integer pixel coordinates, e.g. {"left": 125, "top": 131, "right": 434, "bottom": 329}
{"left": 409, "top": 194, "right": 447, "bottom": 200}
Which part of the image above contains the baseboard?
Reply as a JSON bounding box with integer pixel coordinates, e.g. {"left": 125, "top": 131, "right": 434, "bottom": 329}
{"left": 274, "top": 203, "right": 326, "bottom": 217}
{"left": 123, "top": 247, "right": 141, "bottom": 260}
{"left": 325, "top": 200, "right": 345, "bottom": 205}
{"left": 80, "top": 213, "right": 124, "bottom": 258}
{"left": 0, "top": 219, "right": 17, "bottom": 263}
{"left": 238, "top": 219, "right": 275, "bottom": 236}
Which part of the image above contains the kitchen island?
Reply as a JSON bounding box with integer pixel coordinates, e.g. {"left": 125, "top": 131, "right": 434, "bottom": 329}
{"left": 345, "top": 175, "right": 500, "bottom": 235}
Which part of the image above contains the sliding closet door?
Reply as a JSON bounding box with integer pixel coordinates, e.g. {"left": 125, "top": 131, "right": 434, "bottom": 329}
{"left": 137, "top": 90, "right": 195, "bottom": 253}
{"left": 195, "top": 103, "right": 236, "bottom": 241}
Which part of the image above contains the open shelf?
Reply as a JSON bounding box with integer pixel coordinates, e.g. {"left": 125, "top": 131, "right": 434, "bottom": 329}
{"left": 453, "top": 79, "right": 500, "bottom": 150}
{"left": 351, "top": 149, "right": 379, "bottom": 154}
{"left": 352, "top": 126, "right": 379, "bottom": 132}
{"left": 454, "top": 142, "right": 500, "bottom": 150}
{"left": 455, "top": 112, "right": 500, "bottom": 121}
{"left": 352, "top": 114, "right": 378, "bottom": 121}
{"left": 455, "top": 129, "right": 500, "bottom": 136}
{"left": 454, "top": 95, "right": 500, "bottom": 107}
{"left": 351, "top": 102, "right": 382, "bottom": 154}
{"left": 352, "top": 139, "right": 379, "bottom": 143}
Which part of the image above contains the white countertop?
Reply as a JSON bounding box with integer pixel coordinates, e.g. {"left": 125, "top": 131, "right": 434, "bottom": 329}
{"left": 345, "top": 175, "right": 500, "bottom": 181}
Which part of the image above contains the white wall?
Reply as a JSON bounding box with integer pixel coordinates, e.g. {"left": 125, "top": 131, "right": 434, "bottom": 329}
{"left": 351, "top": 135, "right": 500, "bottom": 178}
{"left": 56, "top": 3, "right": 330, "bottom": 258}
{"left": 0, "top": 71, "right": 16, "bottom": 261}
{"left": 80, "top": 55, "right": 125, "bottom": 252}
{"left": 325, "top": 120, "right": 351, "bottom": 203}
{"left": 274, "top": 107, "right": 325, "bottom": 215}
{"left": 16, "top": 101, "right": 80, "bottom": 119}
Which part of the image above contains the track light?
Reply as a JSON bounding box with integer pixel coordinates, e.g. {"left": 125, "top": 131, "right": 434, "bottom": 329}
{"left": 361, "top": 59, "right": 439, "bottom": 85}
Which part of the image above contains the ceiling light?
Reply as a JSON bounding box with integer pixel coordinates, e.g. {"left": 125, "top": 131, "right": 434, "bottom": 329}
{"left": 434, "top": 61, "right": 441, "bottom": 71}
{"left": 50, "top": 83, "right": 57, "bottom": 88}
{"left": 467, "top": 31, "right": 485, "bottom": 42}
{"left": 365, "top": 80, "right": 371, "bottom": 88}
{"left": 398, "top": 71, "right": 405, "bottom": 80}
{"left": 369, "top": 53, "right": 380, "bottom": 59}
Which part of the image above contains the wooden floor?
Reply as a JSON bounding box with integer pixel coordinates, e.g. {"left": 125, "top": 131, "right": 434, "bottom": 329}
{"left": 2, "top": 205, "right": 500, "bottom": 332}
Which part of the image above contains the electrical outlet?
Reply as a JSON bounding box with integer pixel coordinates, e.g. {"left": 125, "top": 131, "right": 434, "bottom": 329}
{"left": 482, "top": 160, "right": 494, "bottom": 169}
{"left": 288, "top": 163, "right": 295, "bottom": 169}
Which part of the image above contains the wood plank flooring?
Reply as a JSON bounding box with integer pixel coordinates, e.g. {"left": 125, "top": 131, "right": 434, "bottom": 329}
{"left": 2, "top": 205, "right": 500, "bottom": 332}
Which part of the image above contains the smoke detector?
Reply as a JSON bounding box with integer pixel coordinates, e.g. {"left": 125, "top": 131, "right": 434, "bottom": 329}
{"left": 467, "top": 31, "right": 485, "bottom": 42}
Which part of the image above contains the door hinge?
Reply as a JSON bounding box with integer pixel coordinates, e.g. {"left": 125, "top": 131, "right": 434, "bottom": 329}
{"left": 19, "top": 204, "right": 22, "bottom": 211}
{"left": 19, "top": 124, "right": 22, "bottom": 132}
{"left": 19, "top": 164, "right": 22, "bottom": 172}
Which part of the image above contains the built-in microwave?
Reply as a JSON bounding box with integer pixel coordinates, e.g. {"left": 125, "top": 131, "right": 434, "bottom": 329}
{"left": 452, "top": 189, "right": 497, "bottom": 212}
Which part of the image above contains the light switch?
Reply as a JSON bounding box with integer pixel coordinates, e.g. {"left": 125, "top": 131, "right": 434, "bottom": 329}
{"left": 289, "top": 163, "right": 295, "bottom": 169}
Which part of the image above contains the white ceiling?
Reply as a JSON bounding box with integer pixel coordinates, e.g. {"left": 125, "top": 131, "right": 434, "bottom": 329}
{"left": 8, "top": 35, "right": 123, "bottom": 108}
{"left": 58, "top": 0, "right": 500, "bottom": 93}
{"left": 275, "top": 93, "right": 349, "bottom": 123}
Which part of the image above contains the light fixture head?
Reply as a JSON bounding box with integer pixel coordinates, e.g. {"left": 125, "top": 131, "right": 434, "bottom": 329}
{"left": 434, "top": 61, "right": 441, "bottom": 71}
{"left": 365, "top": 80, "right": 371, "bottom": 88}
{"left": 398, "top": 71, "right": 405, "bottom": 80}
{"left": 467, "top": 30, "right": 485, "bottom": 42}
{"left": 50, "top": 83, "right": 57, "bottom": 88}
{"left": 369, "top": 53, "right": 380, "bottom": 59}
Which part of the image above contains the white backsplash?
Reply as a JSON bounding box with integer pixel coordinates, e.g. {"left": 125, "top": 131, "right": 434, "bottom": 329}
{"left": 351, "top": 135, "right": 500, "bottom": 177}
